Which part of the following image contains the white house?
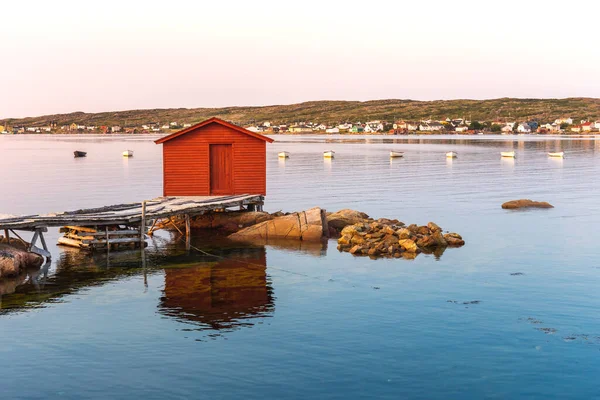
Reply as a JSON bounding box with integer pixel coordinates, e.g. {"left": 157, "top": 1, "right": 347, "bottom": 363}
{"left": 112, "top": 126, "right": 122, "bottom": 132}
{"left": 594, "top": 121, "right": 600, "bottom": 130}
{"left": 245, "top": 126, "right": 262, "bottom": 133}
{"left": 501, "top": 125, "right": 513, "bottom": 134}
{"left": 161, "top": 124, "right": 170, "bottom": 130}
{"left": 326, "top": 127, "right": 340, "bottom": 133}
{"left": 315, "top": 124, "right": 327, "bottom": 131}
{"left": 455, "top": 125, "right": 469, "bottom": 133}
{"left": 262, "top": 121, "right": 271, "bottom": 128}
{"left": 554, "top": 118, "right": 573, "bottom": 125}
{"left": 517, "top": 123, "right": 532, "bottom": 133}
{"left": 182, "top": 123, "right": 192, "bottom": 128}
{"left": 420, "top": 122, "right": 444, "bottom": 132}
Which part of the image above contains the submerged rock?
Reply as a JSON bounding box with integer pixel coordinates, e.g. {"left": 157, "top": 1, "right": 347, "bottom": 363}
{"left": 501, "top": 199, "right": 554, "bottom": 209}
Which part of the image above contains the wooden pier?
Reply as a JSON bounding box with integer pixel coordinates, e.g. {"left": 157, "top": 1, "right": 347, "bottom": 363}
{"left": 0, "top": 194, "right": 264, "bottom": 256}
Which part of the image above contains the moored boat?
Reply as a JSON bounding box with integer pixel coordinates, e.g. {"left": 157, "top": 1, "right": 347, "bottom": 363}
{"left": 278, "top": 151, "right": 290, "bottom": 158}
{"left": 501, "top": 151, "right": 515, "bottom": 158}
{"left": 122, "top": 150, "right": 133, "bottom": 157}
{"left": 73, "top": 151, "right": 87, "bottom": 158}
{"left": 446, "top": 151, "right": 457, "bottom": 158}
{"left": 323, "top": 150, "right": 335, "bottom": 158}
{"left": 548, "top": 151, "right": 564, "bottom": 158}
{"left": 389, "top": 150, "right": 404, "bottom": 158}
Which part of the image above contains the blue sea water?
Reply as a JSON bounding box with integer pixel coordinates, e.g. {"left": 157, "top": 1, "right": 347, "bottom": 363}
{"left": 1, "top": 134, "right": 600, "bottom": 399}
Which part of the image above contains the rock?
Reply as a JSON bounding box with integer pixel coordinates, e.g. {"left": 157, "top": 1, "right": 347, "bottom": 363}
{"left": 229, "top": 207, "right": 327, "bottom": 242}
{"left": 396, "top": 228, "right": 411, "bottom": 239}
{"left": 417, "top": 226, "right": 430, "bottom": 235}
{"left": 0, "top": 244, "right": 44, "bottom": 279}
{"left": 398, "top": 239, "right": 418, "bottom": 253}
{"left": 326, "top": 209, "right": 370, "bottom": 232}
{"left": 444, "top": 235, "right": 465, "bottom": 246}
{"left": 445, "top": 233, "right": 462, "bottom": 240}
{"left": 350, "top": 235, "right": 366, "bottom": 245}
{"left": 431, "top": 231, "right": 448, "bottom": 247}
{"left": 416, "top": 235, "right": 435, "bottom": 248}
{"left": 349, "top": 245, "right": 363, "bottom": 255}
{"left": 501, "top": 199, "right": 554, "bottom": 209}
{"left": 406, "top": 224, "right": 419, "bottom": 234}
{"left": 338, "top": 235, "right": 352, "bottom": 246}
{"left": 382, "top": 225, "right": 396, "bottom": 236}
{"left": 367, "top": 247, "right": 380, "bottom": 256}
{"left": 340, "top": 224, "right": 361, "bottom": 238}
{"left": 427, "top": 222, "right": 442, "bottom": 232}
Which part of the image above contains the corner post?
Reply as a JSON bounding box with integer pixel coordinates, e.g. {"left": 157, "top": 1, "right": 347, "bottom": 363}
{"left": 140, "top": 201, "right": 147, "bottom": 246}
{"left": 185, "top": 214, "right": 191, "bottom": 251}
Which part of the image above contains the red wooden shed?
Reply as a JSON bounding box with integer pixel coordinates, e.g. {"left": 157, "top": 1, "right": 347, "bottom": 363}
{"left": 155, "top": 117, "right": 274, "bottom": 197}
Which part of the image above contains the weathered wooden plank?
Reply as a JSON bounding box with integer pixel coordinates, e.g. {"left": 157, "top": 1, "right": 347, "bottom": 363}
{"left": 84, "top": 237, "right": 146, "bottom": 245}
{"left": 58, "top": 236, "right": 89, "bottom": 248}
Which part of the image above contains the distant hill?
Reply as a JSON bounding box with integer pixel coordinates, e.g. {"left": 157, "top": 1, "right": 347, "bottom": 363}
{"left": 4, "top": 98, "right": 600, "bottom": 127}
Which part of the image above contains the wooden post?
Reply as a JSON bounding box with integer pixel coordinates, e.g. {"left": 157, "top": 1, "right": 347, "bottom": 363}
{"left": 106, "top": 226, "right": 110, "bottom": 255}
{"left": 140, "top": 201, "right": 146, "bottom": 247}
{"left": 3, "top": 229, "right": 9, "bottom": 243}
{"left": 185, "top": 214, "right": 191, "bottom": 251}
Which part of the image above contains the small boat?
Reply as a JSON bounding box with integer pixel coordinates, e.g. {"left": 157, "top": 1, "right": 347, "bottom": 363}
{"left": 323, "top": 150, "right": 335, "bottom": 158}
{"left": 446, "top": 151, "right": 457, "bottom": 158}
{"left": 548, "top": 152, "right": 564, "bottom": 158}
{"left": 501, "top": 151, "right": 515, "bottom": 158}
{"left": 389, "top": 150, "right": 404, "bottom": 158}
{"left": 278, "top": 151, "right": 290, "bottom": 158}
{"left": 73, "top": 151, "right": 87, "bottom": 158}
{"left": 122, "top": 150, "right": 133, "bottom": 157}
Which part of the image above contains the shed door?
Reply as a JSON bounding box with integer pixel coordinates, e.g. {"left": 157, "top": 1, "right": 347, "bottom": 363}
{"left": 209, "top": 144, "right": 233, "bottom": 195}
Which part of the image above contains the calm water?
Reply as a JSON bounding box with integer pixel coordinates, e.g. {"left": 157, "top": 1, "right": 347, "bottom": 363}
{"left": 1, "top": 134, "right": 600, "bottom": 399}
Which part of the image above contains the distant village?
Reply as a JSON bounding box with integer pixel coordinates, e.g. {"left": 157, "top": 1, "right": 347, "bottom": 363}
{"left": 2, "top": 117, "right": 600, "bottom": 135}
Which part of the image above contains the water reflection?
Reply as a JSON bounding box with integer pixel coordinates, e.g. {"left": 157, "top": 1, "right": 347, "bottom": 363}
{"left": 159, "top": 247, "right": 274, "bottom": 332}
{"left": 500, "top": 157, "right": 515, "bottom": 168}
{"left": 0, "top": 235, "right": 327, "bottom": 334}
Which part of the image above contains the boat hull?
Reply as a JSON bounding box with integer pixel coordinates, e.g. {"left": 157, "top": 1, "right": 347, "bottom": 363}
{"left": 122, "top": 150, "right": 133, "bottom": 157}
{"left": 446, "top": 152, "right": 457, "bottom": 158}
{"left": 389, "top": 151, "right": 404, "bottom": 158}
{"left": 73, "top": 151, "right": 87, "bottom": 158}
{"left": 323, "top": 151, "right": 335, "bottom": 158}
{"left": 500, "top": 152, "right": 515, "bottom": 158}
{"left": 278, "top": 152, "right": 289, "bottom": 158}
{"left": 548, "top": 152, "right": 564, "bottom": 158}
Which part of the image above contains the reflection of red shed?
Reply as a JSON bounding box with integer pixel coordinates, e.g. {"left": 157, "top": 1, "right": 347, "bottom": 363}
{"left": 155, "top": 117, "right": 274, "bottom": 196}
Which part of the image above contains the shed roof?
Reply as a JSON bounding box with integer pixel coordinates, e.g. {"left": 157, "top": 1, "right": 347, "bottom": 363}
{"left": 154, "top": 117, "right": 274, "bottom": 144}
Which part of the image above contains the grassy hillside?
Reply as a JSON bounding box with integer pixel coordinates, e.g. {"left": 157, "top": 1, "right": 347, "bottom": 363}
{"left": 4, "top": 98, "right": 600, "bottom": 127}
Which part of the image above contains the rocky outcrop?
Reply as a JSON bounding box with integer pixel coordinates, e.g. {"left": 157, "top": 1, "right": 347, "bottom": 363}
{"left": 337, "top": 219, "right": 464, "bottom": 259}
{"left": 326, "top": 209, "right": 372, "bottom": 234}
{"left": 0, "top": 243, "right": 44, "bottom": 279}
{"left": 501, "top": 199, "right": 554, "bottom": 209}
{"left": 228, "top": 207, "right": 328, "bottom": 242}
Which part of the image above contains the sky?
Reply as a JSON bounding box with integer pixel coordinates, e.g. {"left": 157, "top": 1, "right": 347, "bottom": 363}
{"left": 2, "top": 0, "right": 599, "bottom": 118}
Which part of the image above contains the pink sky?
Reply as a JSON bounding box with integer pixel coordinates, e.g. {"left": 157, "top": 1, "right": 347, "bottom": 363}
{"left": 2, "top": 0, "right": 599, "bottom": 118}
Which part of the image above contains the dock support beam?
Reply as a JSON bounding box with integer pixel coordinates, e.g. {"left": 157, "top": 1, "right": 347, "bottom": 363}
{"left": 28, "top": 227, "right": 51, "bottom": 259}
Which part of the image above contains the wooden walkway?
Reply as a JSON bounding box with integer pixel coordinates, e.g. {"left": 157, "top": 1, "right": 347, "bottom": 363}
{"left": 0, "top": 195, "right": 263, "bottom": 230}
{"left": 0, "top": 194, "right": 264, "bottom": 257}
